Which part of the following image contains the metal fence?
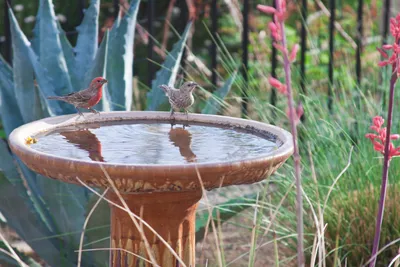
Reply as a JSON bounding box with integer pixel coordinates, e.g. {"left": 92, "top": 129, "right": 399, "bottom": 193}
{"left": 0, "top": 0, "right": 394, "bottom": 115}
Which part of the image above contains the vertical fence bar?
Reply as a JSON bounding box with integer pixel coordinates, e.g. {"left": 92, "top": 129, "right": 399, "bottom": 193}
{"left": 382, "top": 0, "right": 391, "bottom": 45}
{"left": 147, "top": 0, "right": 155, "bottom": 87}
{"left": 270, "top": 0, "right": 277, "bottom": 111}
{"left": 4, "top": 0, "right": 12, "bottom": 64}
{"left": 241, "top": 0, "right": 249, "bottom": 117}
{"left": 328, "top": 0, "right": 335, "bottom": 111}
{"left": 356, "top": 0, "right": 363, "bottom": 86}
{"left": 300, "top": 0, "right": 307, "bottom": 94}
{"left": 113, "top": 0, "right": 119, "bottom": 19}
{"left": 211, "top": 0, "right": 218, "bottom": 86}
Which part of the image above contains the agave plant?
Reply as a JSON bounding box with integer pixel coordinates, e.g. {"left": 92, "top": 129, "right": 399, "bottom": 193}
{"left": 0, "top": 0, "right": 238, "bottom": 266}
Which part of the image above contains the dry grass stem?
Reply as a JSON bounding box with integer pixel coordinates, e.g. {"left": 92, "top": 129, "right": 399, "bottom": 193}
{"left": 0, "top": 229, "right": 29, "bottom": 267}
{"left": 195, "top": 166, "right": 224, "bottom": 267}
{"left": 322, "top": 146, "right": 354, "bottom": 215}
{"left": 308, "top": 143, "right": 326, "bottom": 267}
{"left": 77, "top": 188, "right": 109, "bottom": 267}
{"left": 98, "top": 165, "right": 158, "bottom": 266}
{"left": 75, "top": 248, "right": 161, "bottom": 266}
{"left": 75, "top": 174, "right": 186, "bottom": 267}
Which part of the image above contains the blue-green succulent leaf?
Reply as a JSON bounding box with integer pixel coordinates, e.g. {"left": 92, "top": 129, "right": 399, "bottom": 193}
{"left": 202, "top": 71, "right": 237, "bottom": 115}
{"left": 8, "top": 8, "right": 64, "bottom": 115}
{"left": 31, "top": 4, "right": 41, "bottom": 56}
{"left": 0, "top": 140, "right": 76, "bottom": 266}
{"left": 57, "top": 22, "right": 80, "bottom": 91}
{"left": 38, "top": 0, "right": 73, "bottom": 97}
{"left": 36, "top": 175, "right": 88, "bottom": 249}
{"left": 74, "top": 0, "right": 99, "bottom": 85}
{"left": 85, "top": 31, "right": 110, "bottom": 111}
{"left": 0, "top": 55, "right": 24, "bottom": 136}
{"left": 146, "top": 22, "right": 192, "bottom": 111}
{"left": 106, "top": 0, "right": 140, "bottom": 111}
{"left": 9, "top": 10, "right": 43, "bottom": 123}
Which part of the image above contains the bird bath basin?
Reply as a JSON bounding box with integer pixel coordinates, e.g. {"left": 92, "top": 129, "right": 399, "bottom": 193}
{"left": 9, "top": 111, "right": 293, "bottom": 267}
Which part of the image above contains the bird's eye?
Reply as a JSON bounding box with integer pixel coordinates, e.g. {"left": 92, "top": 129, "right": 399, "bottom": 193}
{"left": 97, "top": 80, "right": 101, "bottom": 83}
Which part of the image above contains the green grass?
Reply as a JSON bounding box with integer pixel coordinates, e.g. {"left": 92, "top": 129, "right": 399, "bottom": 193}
{"left": 1, "top": 1, "right": 398, "bottom": 266}
{"left": 191, "top": 1, "right": 400, "bottom": 265}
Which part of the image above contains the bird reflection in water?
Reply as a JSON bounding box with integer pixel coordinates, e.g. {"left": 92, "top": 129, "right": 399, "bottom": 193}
{"left": 168, "top": 126, "right": 197, "bottom": 163}
{"left": 59, "top": 125, "right": 104, "bottom": 162}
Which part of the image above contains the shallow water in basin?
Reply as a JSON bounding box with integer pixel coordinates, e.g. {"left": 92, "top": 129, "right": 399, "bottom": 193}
{"left": 30, "top": 122, "right": 279, "bottom": 164}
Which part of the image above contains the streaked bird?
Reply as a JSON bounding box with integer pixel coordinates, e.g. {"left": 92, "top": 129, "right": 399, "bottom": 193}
{"left": 159, "top": 81, "right": 198, "bottom": 118}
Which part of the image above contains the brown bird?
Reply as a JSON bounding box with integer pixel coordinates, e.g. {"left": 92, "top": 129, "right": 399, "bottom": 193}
{"left": 47, "top": 77, "right": 108, "bottom": 116}
{"left": 159, "top": 81, "right": 198, "bottom": 118}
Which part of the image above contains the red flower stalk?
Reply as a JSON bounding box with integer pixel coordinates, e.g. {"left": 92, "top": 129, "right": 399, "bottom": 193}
{"left": 365, "top": 116, "right": 400, "bottom": 159}
{"left": 258, "top": 1, "right": 305, "bottom": 266}
{"left": 368, "top": 13, "right": 400, "bottom": 267}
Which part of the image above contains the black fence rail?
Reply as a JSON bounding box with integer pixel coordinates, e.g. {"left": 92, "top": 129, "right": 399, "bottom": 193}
{"left": 0, "top": 0, "right": 394, "bottom": 116}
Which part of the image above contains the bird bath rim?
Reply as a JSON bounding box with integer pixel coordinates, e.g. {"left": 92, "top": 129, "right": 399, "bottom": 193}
{"left": 9, "top": 111, "right": 293, "bottom": 168}
{"left": 9, "top": 111, "right": 293, "bottom": 193}
{"left": 8, "top": 111, "right": 294, "bottom": 266}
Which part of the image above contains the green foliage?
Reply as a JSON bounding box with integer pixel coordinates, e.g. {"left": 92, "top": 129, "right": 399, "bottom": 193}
{"left": 146, "top": 22, "right": 193, "bottom": 111}
{"left": 0, "top": 0, "right": 236, "bottom": 265}
{"left": 202, "top": 71, "right": 237, "bottom": 115}
{"left": 0, "top": 0, "right": 147, "bottom": 265}
{"left": 106, "top": 0, "right": 140, "bottom": 111}
{"left": 195, "top": 193, "right": 257, "bottom": 242}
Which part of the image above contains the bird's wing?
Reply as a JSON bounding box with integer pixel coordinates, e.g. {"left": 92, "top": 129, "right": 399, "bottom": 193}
{"left": 159, "top": 85, "right": 180, "bottom": 96}
{"left": 68, "top": 90, "right": 92, "bottom": 102}
{"left": 169, "top": 88, "right": 180, "bottom": 96}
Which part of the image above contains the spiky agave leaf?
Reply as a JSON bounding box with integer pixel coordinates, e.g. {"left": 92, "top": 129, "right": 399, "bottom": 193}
{"left": 9, "top": 11, "right": 43, "bottom": 123}
{"left": 0, "top": 55, "right": 24, "bottom": 136}
{"left": 106, "top": 0, "right": 141, "bottom": 111}
{"left": 74, "top": 0, "right": 100, "bottom": 85}
{"left": 202, "top": 71, "right": 237, "bottom": 115}
{"left": 37, "top": 0, "right": 74, "bottom": 96}
{"left": 85, "top": 31, "right": 110, "bottom": 111}
{"left": 8, "top": 8, "right": 63, "bottom": 116}
{"left": 146, "top": 22, "right": 193, "bottom": 111}
{"left": 0, "top": 140, "right": 77, "bottom": 266}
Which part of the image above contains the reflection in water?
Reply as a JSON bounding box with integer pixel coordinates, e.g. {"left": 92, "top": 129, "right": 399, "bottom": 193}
{"left": 168, "top": 127, "right": 197, "bottom": 163}
{"left": 32, "top": 122, "right": 278, "bottom": 164}
{"left": 59, "top": 128, "right": 104, "bottom": 162}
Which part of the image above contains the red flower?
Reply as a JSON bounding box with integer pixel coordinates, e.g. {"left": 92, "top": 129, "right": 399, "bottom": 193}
{"left": 377, "top": 15, "right": 400, "bottom": 73}
{"left": 365, "top": 116, "right": 400, "bottom": 159}
{"left": 269, "top": 77, "right": 287, "bottom": 95}
{"left": 286, "top": 102, "right": 304, "bottom": 126}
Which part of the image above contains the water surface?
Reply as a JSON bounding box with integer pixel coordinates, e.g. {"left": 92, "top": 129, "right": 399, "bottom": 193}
{"left": 31, "top": 122, "right": 279, "bottom": 164}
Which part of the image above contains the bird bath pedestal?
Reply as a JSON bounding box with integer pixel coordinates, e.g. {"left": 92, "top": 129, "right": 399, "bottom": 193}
{"left": 9, "top": 112, "right": 293, "bottom": 267}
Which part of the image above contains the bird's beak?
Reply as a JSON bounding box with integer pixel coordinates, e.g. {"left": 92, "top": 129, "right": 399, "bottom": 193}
{"left": 103, "top": 79, "right": 108, "bottom": 84}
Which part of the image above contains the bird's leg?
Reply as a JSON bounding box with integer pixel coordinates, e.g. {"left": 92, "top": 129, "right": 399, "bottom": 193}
{"left": 169, "top": 108, "right": 176, "bottom": 125}
{"left": 75, "top": 107, "right": 84, "bottom": 117}
{"left": 183, "top": 109, "right": 190, "bottom": 127}
{"left": 89, "top": 108, "right": 100, "bottom": 115}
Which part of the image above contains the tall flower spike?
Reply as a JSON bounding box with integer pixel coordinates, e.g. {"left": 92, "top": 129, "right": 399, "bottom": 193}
{"left": 365, "top": 116, "right": 400, "bottom": 159}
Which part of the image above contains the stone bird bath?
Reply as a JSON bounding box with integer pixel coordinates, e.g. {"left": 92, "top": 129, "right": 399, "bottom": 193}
{"left": 9, "top": 111, "right": 293, "bottom": 267}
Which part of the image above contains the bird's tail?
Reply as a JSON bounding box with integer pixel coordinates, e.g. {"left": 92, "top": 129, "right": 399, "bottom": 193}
{"left": 158, "top": 85, "right": 169, "bottom": 95}
{"left": 47, "top": 96, "right": 64, "bottom": 100}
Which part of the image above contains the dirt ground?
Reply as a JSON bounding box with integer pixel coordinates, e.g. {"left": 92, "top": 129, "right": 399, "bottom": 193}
{"left": 195, "top": 212, "right": 296, "bottom": 267}
{"left": 0, "top": 184, "right": 296, "bottom": 266}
